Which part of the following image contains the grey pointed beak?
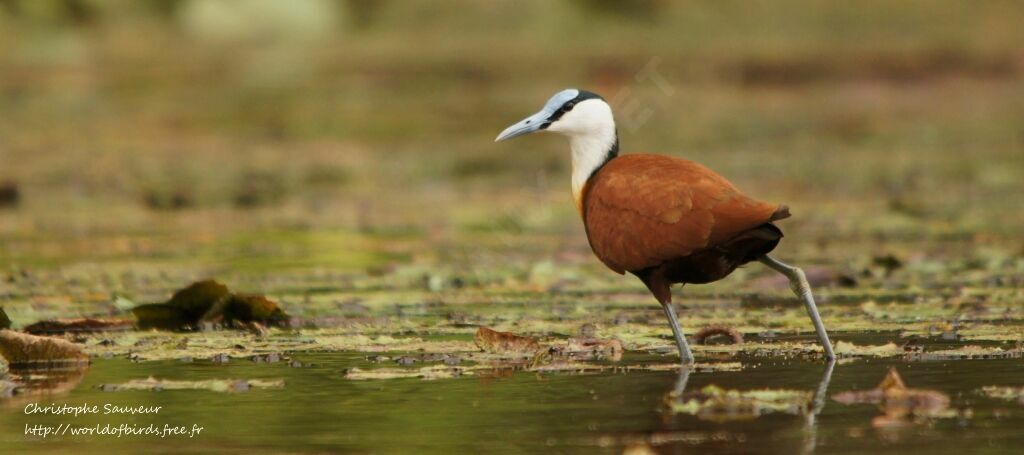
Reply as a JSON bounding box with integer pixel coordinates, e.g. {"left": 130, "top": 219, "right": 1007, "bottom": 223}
{"left": 494, "top": 110, "right": 549, "bottom": 142}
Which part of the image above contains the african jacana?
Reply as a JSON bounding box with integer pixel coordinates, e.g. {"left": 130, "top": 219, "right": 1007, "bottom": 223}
{"left": 495, "top": 89, "right": 835, "bottom": 364}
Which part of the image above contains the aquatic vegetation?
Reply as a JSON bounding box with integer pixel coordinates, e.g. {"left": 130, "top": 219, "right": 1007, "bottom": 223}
{"left": 917, "top": 345, "right": 1021, "bottom": 360}
{"left": 98, "top": 377, "right": 285, "bottom": 393}
{"left": 978, "top": 386, "right": 1024, "bottom": 404}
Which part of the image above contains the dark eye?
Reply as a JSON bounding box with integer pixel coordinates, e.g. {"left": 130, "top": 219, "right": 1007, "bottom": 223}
{"left": 564, "top": 101, "right": 576, "bottom": 110}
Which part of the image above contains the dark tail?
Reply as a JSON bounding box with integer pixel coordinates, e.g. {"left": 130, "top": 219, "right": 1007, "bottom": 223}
{"left": 724, "top": 223, "right": 784, "bottom": 263}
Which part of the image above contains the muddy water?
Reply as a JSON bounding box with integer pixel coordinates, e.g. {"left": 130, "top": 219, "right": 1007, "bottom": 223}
{"left": 1, "top": 342, "right": 1023, "bottom": 454}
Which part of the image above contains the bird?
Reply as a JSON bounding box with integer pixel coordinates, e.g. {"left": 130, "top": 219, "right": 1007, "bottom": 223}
{"left": 495, "top": 88, "right": 835, "bottom": 364}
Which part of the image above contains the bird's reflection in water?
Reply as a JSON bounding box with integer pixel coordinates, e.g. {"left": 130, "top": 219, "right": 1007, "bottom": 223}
{"left": 803, "top": 360, "right": 836, "bottom": 454}
{"left": 665, "top": 360, "right": 837, "bottom": 454}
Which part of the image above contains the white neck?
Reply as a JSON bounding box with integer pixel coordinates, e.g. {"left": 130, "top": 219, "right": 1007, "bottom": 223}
{"left": 569, "top": 129, "right": 617, "bottom": 203}
{"left": 544, "top": 98, "right": 619, "bottom": 207}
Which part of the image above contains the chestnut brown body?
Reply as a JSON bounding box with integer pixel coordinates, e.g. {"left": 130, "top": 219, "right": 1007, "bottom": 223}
{"left": 581, "top": 154, "right": 789, "bottom": 303}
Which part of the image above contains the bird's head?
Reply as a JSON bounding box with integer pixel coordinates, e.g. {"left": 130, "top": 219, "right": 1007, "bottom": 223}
{"left": 494, "top": 89, "right": 614, "bottom": 142}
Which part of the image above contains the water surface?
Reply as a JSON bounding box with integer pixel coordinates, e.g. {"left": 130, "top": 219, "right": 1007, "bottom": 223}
{"left": 2, "top": 347, "right": 1023, "bottom": 454}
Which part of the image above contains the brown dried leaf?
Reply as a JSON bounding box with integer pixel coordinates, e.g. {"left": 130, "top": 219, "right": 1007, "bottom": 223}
{"left": 473, "top": 327, "right": 540, "bottom": 354}
{"left": 167, "top": 279, "right": 232, "bottom": 321}
{"left": 832, "top": 367, "right": 950, "bottom": 420}
{"left": 222, "top": 294, "right": 290, "bottom": 326}
{"left": 0, "top": 330, "right": 89, "bottom": 366}
{"left": 133, "top": 280, "right": 289, "bottom": 331}
{"left": 878, "top": 367, "right": 906, "bottom": 391}
{"left": 23, "top": 318, "right": 134, "bottom": 335}
{"left": 692, "top": 325, "right": 744, "bottom": 345}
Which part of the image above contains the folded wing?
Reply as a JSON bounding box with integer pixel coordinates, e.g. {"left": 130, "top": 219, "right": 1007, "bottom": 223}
{"left": 583, "top": 154, "right": 787, "bottom": 274}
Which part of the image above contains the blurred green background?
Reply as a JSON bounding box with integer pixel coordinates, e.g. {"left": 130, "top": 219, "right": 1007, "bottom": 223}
{"left": 0, "top": 0, "right": 1022, "bottom": 312}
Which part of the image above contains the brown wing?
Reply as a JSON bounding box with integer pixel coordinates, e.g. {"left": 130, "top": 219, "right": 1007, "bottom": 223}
{"left": 583, "top": 154, "right": 787, "bottom": 274}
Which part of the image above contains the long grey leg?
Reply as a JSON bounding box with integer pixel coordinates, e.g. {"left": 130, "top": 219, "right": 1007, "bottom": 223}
{"left": 758, "top": 255, "right": 836, "bottom": 360}
{"left": 661, "top": 302, "right": 695, "bottom": 364}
